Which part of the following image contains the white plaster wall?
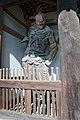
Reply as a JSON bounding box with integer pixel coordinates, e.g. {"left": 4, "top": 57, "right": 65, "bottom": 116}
{"left": 2, "top": 32, "right": 25, "bottom": 68}
{"left": 2, "top": 11, "right": 26, "bottom": 70}
{"left": 3, "top": 12, "right": 26, "bottom": 36}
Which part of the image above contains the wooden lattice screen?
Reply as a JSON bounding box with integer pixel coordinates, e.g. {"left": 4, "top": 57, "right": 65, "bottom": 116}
{"left": 0, "top": 67, "right": 61, "bottom": 119}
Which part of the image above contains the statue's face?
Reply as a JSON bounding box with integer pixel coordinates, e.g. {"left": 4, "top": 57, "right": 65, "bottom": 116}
{"left": 36, "top": 16, "right": 45, "bottom": 30}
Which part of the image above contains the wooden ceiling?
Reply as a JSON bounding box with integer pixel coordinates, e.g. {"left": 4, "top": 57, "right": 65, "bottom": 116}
{"left": 1, "top": 0, "right": 57, "bottom": 28}
{"left": 19, "top": 0, "right": 57, "bottom": 19}
{"left": 0, "top": 0, "right": 56, "bottom": 8}
{"left": 1, "top": 0, "right": 80, "bottom": 15}
{"left": 1, "top": 0, "right": 57, "bottom": 19}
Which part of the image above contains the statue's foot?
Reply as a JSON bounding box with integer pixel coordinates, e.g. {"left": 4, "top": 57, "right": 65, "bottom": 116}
{"left": 45, "top": 60, "right": 51, "bottom": 66}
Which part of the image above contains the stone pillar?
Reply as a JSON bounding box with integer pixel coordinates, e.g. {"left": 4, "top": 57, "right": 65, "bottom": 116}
{"left": 57, "top": 0, "right": 80, "bottom": 119}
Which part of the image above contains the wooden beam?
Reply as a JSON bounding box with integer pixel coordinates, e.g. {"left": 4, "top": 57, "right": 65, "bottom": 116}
{"left": 3, "top": 24, "right": 24, "bottom": 40}
{"left": 3, "top": 9, "right": 57, "bottom": 28}
{"left": 0, "top": 79, "right": 61, "bottom": 91}
{"left": 38, "top": 0, "right": 56, "bottom": 6}
{"left": 3, "top": 9, "right": 27, "bottom": 28}
{"left": 58, "top": 0, "right": 80, "bottom": 119}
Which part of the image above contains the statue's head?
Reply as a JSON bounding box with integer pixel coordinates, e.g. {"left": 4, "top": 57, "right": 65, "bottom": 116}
{"left": 35, "top": 12, "right": 46, "bottom": 30}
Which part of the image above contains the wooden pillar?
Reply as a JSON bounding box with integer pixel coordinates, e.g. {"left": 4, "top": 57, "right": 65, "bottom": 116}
{"left": 0, "top": 7, "right": 3, "bottom": 68}
{"left": 0, "top": 7, "right": 3, "bottom": 109}
{"left": 57, "top": 0, "right": 80, "bottom": 119}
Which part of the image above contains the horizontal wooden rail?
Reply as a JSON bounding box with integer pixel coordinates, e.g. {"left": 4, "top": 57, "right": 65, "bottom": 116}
{"left": 0, "top": 67, "right": 61, "bottom": 118}
{"left": 0, "top": 79, "right": 61, "bottom": 91}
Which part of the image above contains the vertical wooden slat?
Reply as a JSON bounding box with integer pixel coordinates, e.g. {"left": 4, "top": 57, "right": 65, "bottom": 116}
{"left": 51, "top": 67, "right": 54, "bottom": 81}
{"left": 17, "top": 89, "right": 19, "bottom": 112}
{"left": 13, "top": 88, "right": 15, "bottom": 111}
{"left": 21, "top": 89, "right": 23, "bottom": 113}
{"left": 36, "top": 67, "right": 40, "bottom": 115}
{"left": 6, "top": 68, "right": 8, "bottom": 110}
{"left": 25, "top": 89, "right": 31, "bottom": 114}
{"left": 20, "top": 68, "right": 23, "bottom": 112}
{"left": 42, "top": 90, "right": 45, "bottom": 116}
{"left": 52, "top": 91, "right": 56, "bottom": 117}
{"left": 33, "top": 90, "right": 36, "bottom": 114}
{"left": 2, "top": 68, "right": 5, "bottom": 79}
{"left": 2, "top": 88, "right": 5, "bottom": 109}
{"left": 47, "top": 91, "right": 50, "bottom": 116}
{"left": 6, "top": 68, "right": 8, "bottom": 79}
{"left": 6, "top": 88, "right": 8, "bottom": 110}
{"left": 11, "top": 69, "right": 14, "bottom": 112}
{"left": 9, "top": 68, "right": 11, "bottom": 79}
{"left": 25, "top": 63, "right": 31, "bottom": 114}
{"left": 56, "top": 67, "right": 59, "bottom": 81}
{"left": 13, "top": 69, "right": 15, "bottom": 110}
{"left": 2, "top": 68, "right": 5, "bottom": 109}
{"left": 16, "top": 69, "right": 19, "bottom": 111}
{"left": 37, "top": 91, "right": 40, "bottom": 115}
{"left": 9, "top": 69, "right": 12, "bottom": 110}
{"left": 56, "top": 91, "right": 61, "bottom": 119}
{"left": 24, "top": 68, "right": 26, "bottom": 80}
{"left": 47, "top": 68, "right": 51, "bottom": 117}
{"left": 9, "top": 88, "right": 12, "bottom": 110}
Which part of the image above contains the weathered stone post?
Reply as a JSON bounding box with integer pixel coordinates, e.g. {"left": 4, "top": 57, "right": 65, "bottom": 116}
{"left": 57, "top": 0, "right": 80, "bottom": 119}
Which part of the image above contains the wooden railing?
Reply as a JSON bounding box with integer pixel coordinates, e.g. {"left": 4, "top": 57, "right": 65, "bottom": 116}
{"left": 0, "top": 67, "right": 61, "bottom": 119}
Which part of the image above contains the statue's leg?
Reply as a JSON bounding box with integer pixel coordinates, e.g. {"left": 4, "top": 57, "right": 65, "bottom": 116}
{"left": 39, "top": 62, "right": 49, "bottom": 80}
{"left": 22, "top": 61, "right": 29, "bottom": 79}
